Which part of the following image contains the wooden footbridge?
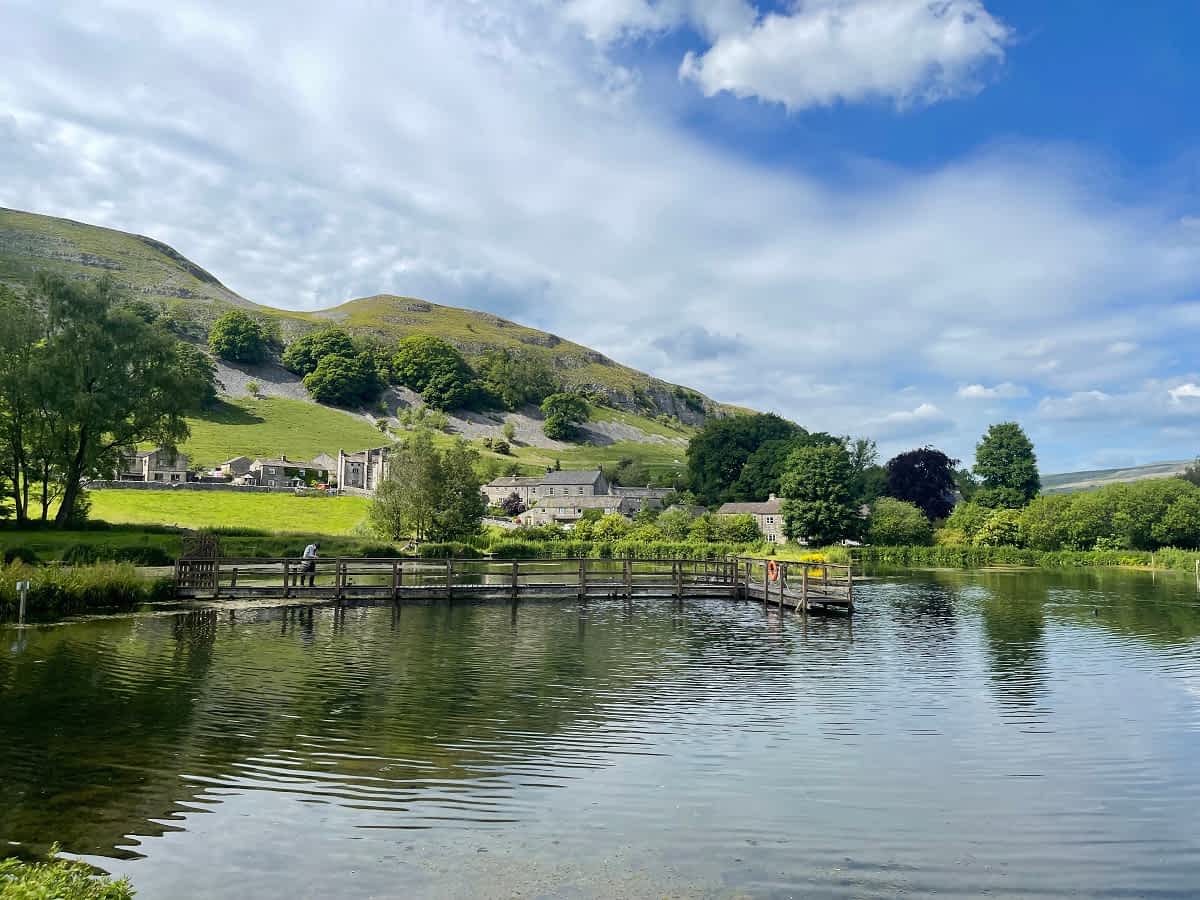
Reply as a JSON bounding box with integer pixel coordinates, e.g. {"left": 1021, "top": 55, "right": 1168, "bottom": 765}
{"left": 174, "top": 557, "right": 854, "bottom": 613}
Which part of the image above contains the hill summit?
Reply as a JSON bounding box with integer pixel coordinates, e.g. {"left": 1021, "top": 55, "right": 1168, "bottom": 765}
{"left": 0, "top": 206, "right": 730, "bottom": 424}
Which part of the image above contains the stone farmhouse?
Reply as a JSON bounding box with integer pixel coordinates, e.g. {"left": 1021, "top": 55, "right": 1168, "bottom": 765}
{"left": 218, "top": 456, "right": 252, "bottom": 478}
{"left": 717, "top": 494, "right": 786, "bottom": 544}
{"left": 521, "top": 494, "right": 638, "bottom": 526}
{"left": 336, "top": 446, "right": 391, "bottom": 495}
{"left": 239, "top": 456, "right": 330, "bottom": 488}
{"left": 118, "top": 448, "right": 189, "bottom": 483}
{"left": 483, "top": 467, "right": 672, "bottom": 523}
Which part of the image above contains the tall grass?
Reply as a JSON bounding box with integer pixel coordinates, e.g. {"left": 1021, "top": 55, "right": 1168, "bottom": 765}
{"left": 850, "top": 544, "right": 1200, "bottom": 572}
{"left": 0, "top": 561, "right": 173, "bottom": 619}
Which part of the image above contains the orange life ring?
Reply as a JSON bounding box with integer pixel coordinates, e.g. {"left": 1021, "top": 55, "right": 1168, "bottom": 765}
{"left": 767, "top": 560, "right": 780, "bottom": 582}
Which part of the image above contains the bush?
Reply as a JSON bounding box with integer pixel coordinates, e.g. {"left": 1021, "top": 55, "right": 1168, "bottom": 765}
{"left": 282, "top": 327, "right": 356, "bottom": 376}
{"left": 61, "top": 543, "right": 101, "bottom": 565}
{"left": 0, "top": 849, "right": 133, "bottom": 899}
{"left": 208, "top": 309, "right": 270, "bottom": 364}
{"left": 303, "top": 352, "right": 387, "bottom": 407}
{"left": 393, "top": 335, "right": 482, "bottom": 410}
{"left": 541, "top": 393, "right": 590, "bottom": 441}
{"left": 2, "top": 546, "right": 40, "bottom": 565}
{"left": 868, "top": 498, "right": 933, "bottom": 546}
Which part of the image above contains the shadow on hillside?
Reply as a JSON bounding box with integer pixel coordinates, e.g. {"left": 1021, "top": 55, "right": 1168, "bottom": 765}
{"left": 193, "top": 399, "right": 265, "bottom": 426}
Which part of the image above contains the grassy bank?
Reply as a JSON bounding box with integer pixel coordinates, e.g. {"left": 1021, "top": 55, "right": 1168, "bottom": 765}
{"left": 847, "top": 544, "right": 1200, "bottom": 572}
{"left": 89, "top": 489, "right": 371, "bottom": 535}
{"left": 0, "top": 561, "right": 173, "bottom": 619}
{"left": 0, "top": 523, "right": 402, "bottom": 565}
{"left": 0, "top": 852, "right": 132, "bottom": 899}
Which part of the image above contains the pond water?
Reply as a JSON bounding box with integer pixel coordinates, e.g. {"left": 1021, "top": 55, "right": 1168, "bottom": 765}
{"left": 2, "top": 568, "right": 1200, "bottom": 898}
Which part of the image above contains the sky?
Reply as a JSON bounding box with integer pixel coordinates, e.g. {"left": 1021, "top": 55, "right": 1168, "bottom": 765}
{"left": 2, "top": 0, "right": 1199, "bottom": 473}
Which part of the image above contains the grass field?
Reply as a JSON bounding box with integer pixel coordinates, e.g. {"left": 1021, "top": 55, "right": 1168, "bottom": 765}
{"left": 181, "top": 398, "right": 385, "bottom": 467}
{"left": 90, "top": 490, "right": 372, "bottom": 535}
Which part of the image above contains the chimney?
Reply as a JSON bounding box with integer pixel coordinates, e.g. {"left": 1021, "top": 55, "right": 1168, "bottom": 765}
{"left": 768, "top": 493, "right": 777, "bottom": 501}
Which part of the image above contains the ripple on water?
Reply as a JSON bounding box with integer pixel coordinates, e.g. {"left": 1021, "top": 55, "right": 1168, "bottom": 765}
{"left": 1, "top": 569, "right": 1199, "bottom": 898}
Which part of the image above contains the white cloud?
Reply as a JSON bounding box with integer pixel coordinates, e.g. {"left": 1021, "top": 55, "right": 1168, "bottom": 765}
{"left": 1169, "top": 383, "right": 1200, "bottom": 402}
{"left": 957, "top": 382, "right": 1027, "bottom": 400}
{"left": 561, "top": 0, "right": 753, "bottom": 43}
{"left": 679, "top": 0, "right": 1011, "bottom": 110}
{"left": 0, "top": 1, "right": 1198, "bottom": 470}
{"left": 868, "top": 403, "right": 954, "bottom": 440}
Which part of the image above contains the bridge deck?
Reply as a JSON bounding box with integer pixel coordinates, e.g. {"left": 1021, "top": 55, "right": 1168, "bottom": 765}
{"left": 174, "top": 557, "right": 853, "bottom": 612}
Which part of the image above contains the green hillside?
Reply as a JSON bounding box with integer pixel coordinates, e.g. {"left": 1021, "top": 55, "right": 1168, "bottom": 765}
{"left": 181, "top": 398, "right": 386, "bottom": 468}
{"left": 1041, "top": 460, "right": 1192, "bottom": 494}
{"left": 0, "top": 207, "right": 730, "bottom": 423}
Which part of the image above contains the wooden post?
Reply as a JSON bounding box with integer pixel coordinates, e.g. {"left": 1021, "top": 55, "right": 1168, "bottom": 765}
{"left": 578, "top": 558, "right": 587, "bottom": 599}
{"left": 230, "top": 567, "right": 239, "bottom": 589}
{"left": 675, "top": 560, "right": 683, "bottom": 600}
{"left": 392, "top": 560, "right": 399, "bottom": 602}
{"left": 335, "top": 558, "right": 344, "bottom": 600}
{"left": 624, "top": 557, "right": 633, "bottom": 599}
{"left": 283, "top": 559, "right": 291, "bottom": 599}
{"left": 802, "top": 565, "right": 809, "bottom": 614}
{"left": 847, "top": 565, "right": 854, "bottom": 612}
{"left": 212, "top": 560, "right": 221, "bottom": 600}
{"left": 447, "top": 558, "right": 454, "bottom": 601}
{"left": 511, "top": 560, "right": 519, "bottom": 603}
{"left": 762, "top": 560, "right": 768, "bottom": 609}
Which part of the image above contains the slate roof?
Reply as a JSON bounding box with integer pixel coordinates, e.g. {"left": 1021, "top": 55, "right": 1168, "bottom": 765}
{"left": 536, "top": 496, "right": 627, "bottom": 509}
{"left": 253, "top": 458, "right": 325, "bottom": 470}
{"left": 487, "top": 476, "right": 541, "bottom": 487}
{"left": 717, "top": 498, "right": 783, "bottom": 516}
{"left": 536, "top": 469, "right": 605, "bottom": 486}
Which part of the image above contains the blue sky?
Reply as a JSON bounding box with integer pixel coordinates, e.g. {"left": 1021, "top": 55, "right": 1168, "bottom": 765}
{"left": 2, "top": 0, "right": 1199, "bottom": 473}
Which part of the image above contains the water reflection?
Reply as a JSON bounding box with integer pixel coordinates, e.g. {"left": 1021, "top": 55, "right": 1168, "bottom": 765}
{"left": 0, "top": 572, "right": 1198, "bottom": 898}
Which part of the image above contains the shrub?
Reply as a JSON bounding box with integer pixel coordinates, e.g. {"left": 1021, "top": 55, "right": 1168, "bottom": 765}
{"left": 541, "top": 393, "right": 590, "bottom": 441}
{"left": 208, "top": 309, "right": 270, "bottom": 364}
{"left": 303, "top": 352, "right": 387, "bottom": 407}
{"left": 282, "top": 327, "right": 356, "bottom": 376}
{"left": 868, "top": 498, "right": 933, "bottom": 546}
{"left": 973, "top": 508, "right": 1024, "bottom": 547}
{"left": 2, "top": 546, "right": 40, "bottom": 565}
{"left": 0, "top": 849, "right": 133, "bottom": 899}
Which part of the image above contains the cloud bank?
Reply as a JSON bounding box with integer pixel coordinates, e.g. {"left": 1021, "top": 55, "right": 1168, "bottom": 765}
{"left": 1, "top": 0, "right": 1198, "bottom": 470}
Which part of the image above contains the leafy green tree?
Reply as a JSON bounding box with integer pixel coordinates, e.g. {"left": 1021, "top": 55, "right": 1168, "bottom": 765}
{"left": 433, "top": 439, "right": 487, "bottom": 540}
{"left": 868, "top": 498, "right": 933, "bottom": 545}
{"left": 718, "top": 514, "right": 762, "bottom": 544}
{"left": 282, "top": 328, "right": 356, "bottom": 376}
{"left": 478, "top": 349, "right": 558, "bottom": 410}
{"left": 1153, "top": 491, "right": 1200, "bottom": 548}
{"left": 1017, "top": 494, "right": 1075, "bottom": 550}
{"left": 605, "top": 456, "right": 651, "bottom": 487}
{"left": 368, "top": 432, "right": 484, "bottom": 541}
{"left": 174, "top": 343, "right": 219, "bottom": 408}
{"left": 939, "top": 501, "right": 992, "bottom": 544}
{"left": 303, "top": 352, "right": 386, "bottom": 407}
{"left": 885, "top": 447, "right": 959, "bottom": 520}
{"left": 593, "top": 513, "right": 633, "bottom": 541}
{"left": 369, "top": 431, "right": 441, "bottom": 541}
{"left": 687, "top": 513, "right": 721, "bottom": 543}
{"left": 954, "top": 467, "right": 979, "bottom": 502}
{"left": 657, "top": 506, "right": 694, "bottom": 540}
{"left": 499, "top": 492, "right": 526, "bottom": 516}
{"left": 846, "top": 437, "right": 887, "bottom": 506}
{"left": 973, "top": 422, "right": 1040, "bottom": 507}
{"left": 541, "top": 393, "right": 590, "bottom": 441}
{"left": 780, "top": 443, "right": 858, "bottom": 546}
{"left": 686, "top": 414, "right": 800, "bottom": 505}
{"left": 732, "top": 438, "right": 799, "bottom": 501}
{"left": 973, "top": 507, "right": 1024, "bottom": 547}
{"left": 0, "top": 276, "right": 211, "bottom": 524}
{"left": 1110, "top": 478, "right": 1194, "bottom": 550}
{"left": 392, "top": 335, "right": 481, "bottom": 410}
{"left": 502, "top": 421, "right": 517, "bottom": 443}
{"left": 208, "top": 309, "right": 270, "bottom": 364}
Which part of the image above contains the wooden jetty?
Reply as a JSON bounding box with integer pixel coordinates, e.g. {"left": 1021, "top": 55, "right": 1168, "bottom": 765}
{"left": 174, "top": 557, "right": 854, "bottom": 613}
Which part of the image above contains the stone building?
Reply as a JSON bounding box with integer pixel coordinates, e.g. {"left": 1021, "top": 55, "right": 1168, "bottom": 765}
{"left": 118, "top": 448, "right": 189, "bottom": 484}
{"left": 246, "top": 456, "right": 330, "bottom": 488}
{"left": 521, "top": 494, "right": 637, "bottom": 526}
{"left": 716, "top": 494, "right": 786, "bottom": 544}
{"left": 337, "top": 446, "right": 391, "bottom": 495}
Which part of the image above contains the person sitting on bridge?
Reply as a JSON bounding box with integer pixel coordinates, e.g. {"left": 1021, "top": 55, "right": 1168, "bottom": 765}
{"left": 297, "top": 542, "right": 319, "bottom": 587}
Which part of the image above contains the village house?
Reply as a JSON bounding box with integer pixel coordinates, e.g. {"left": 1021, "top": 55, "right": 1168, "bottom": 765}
{"left": 611, "top": 484, "right": 672, "bottom": 513}
{"left": 311, "top": 453, "right": 338, "bottom": 477}
{"left": 483, "top": 467, "right": 671, "bottom": 518}
{"left": 521, "top": 494, "right": 637, "bottom": 526}
{"left": 243, "top": 455, "right": 330, "bottom": 488}
{"left": 336, "top": 446, "right": 390, "bottom": 495}
{"left": 717, "top": 494, "right": 786, "bottom": 544}
{"left": 481, "top": 475, "right": 542, "bottom": 506}
{"left": 218, "top": 456, "right": 252, "bottom": 478}
{"left": 118, "top": 448, "right": 189, "bottom": 483}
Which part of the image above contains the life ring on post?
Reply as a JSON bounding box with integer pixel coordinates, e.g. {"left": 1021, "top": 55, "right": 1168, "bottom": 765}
{"left": 766, "top": 560, "right": 780, "bottom": 582}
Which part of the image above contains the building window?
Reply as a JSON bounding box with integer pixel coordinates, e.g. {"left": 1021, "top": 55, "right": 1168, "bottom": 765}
{"left": 154, "top": 473, "right": 164, "bottom": 481}
{"left": 171, "top": 473, "right": 181, "bottom": 482}
{"left": 765, "top": 516, "right": 774, "bottom": 524}
{"left": 268, "top": 480, "right": 276, "bottom": 487}
{"left": 578, "top": 487, "right": 584, "bottom": 495}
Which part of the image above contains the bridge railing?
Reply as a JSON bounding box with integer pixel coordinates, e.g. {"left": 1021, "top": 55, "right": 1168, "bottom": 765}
{"left": 174, "top": 556, "right": 852, "bottom": 610}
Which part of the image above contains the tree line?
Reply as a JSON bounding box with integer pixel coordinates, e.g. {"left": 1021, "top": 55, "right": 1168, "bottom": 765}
{"left": 209, "top": 309, "right": 593, "bottom": 438}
